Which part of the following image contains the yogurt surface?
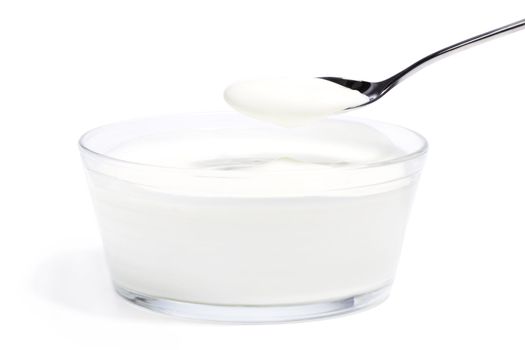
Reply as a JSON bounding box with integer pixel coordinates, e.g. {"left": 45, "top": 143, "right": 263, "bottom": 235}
{"left": 88, "top": 115, "right": 409, "bottom": 197}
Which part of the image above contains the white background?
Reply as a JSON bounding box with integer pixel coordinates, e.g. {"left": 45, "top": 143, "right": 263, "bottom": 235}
{"left": 1, "top": 1, "right": 524, "bottom": 349}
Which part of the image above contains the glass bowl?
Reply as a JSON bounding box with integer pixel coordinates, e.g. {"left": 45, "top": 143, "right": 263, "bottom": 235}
{"left": 79, "top": 112, "right": 427, "bottom": 323}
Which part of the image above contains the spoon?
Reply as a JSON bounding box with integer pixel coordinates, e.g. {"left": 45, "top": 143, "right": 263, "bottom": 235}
{"left": 320, "top": 18, "right": 525, "bottom": 109}
{"left": 225, "top": 18, "right": 525, "bottom": 126}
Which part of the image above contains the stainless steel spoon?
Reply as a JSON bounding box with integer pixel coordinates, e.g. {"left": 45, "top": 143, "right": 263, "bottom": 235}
{"left": 320, "top": 18, "right": 525, "bottom": 109}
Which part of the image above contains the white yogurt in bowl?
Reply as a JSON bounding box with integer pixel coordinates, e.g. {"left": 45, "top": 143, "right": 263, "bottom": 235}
{"left": 79, "top": 112, "right": 427, "bottom": 322}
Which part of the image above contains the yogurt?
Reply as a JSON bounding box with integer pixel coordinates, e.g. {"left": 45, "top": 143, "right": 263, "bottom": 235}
{"left": 80, "top": 113, "right": 426, "bottom": 320}
{"left": 224, "top": 78, "right": 369, "bottom": 127}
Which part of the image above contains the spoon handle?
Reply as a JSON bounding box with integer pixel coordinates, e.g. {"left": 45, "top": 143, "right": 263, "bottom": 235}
{"left": 379, "top": 18, "right": 525, "bottom": 93}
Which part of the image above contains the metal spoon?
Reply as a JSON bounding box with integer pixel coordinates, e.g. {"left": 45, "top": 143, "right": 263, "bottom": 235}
{"left": 321, "top": 18, "right": 525, "bottom": 109}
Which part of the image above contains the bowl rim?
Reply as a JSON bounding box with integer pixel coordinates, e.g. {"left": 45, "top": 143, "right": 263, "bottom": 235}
{"left": 78, "top": 112, "right": 428, "bottom": 174}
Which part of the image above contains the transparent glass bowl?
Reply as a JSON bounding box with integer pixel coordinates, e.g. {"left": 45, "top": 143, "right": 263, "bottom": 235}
{"left": 79, "top": 112, "right": 427, "bottom": 323}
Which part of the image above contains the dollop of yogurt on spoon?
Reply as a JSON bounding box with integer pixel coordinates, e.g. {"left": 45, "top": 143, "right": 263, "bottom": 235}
{"left": 224, "top": 78, "right": 369, "bottom": 127}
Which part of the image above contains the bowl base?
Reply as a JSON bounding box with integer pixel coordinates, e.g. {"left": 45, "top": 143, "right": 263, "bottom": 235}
{"left": 115, "top": 283, "right": 391, "bottom": 324}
